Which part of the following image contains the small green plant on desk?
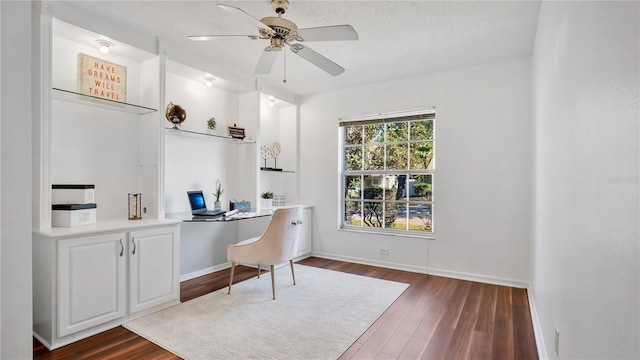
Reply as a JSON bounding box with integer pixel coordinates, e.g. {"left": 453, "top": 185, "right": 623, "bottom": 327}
{"left": 261, "top": 191, "right": 274, "bottom": 199}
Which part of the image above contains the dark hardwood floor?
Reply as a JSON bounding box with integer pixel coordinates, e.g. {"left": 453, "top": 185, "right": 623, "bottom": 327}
{"left": 33, "top": 258, "right": 538, "bottom": 359}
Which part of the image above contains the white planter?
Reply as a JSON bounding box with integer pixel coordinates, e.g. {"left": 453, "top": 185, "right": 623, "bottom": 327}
{"left": 260, "top": 198, "right": 273, "bottom": 209}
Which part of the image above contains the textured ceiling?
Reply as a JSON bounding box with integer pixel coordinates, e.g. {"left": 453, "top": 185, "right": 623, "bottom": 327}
{"left": 67, "top": 0, "right": 541, "bottom": 97}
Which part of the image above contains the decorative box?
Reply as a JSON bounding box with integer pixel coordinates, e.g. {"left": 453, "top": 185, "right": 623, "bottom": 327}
{"left": 52, "top": 184, "right": 95, "bottom": 204}
{"left": 52, "top": 203, "right": 97, "bottom": 227}
{"left": 273, "top": 195, "right": 286, "bottom": 207}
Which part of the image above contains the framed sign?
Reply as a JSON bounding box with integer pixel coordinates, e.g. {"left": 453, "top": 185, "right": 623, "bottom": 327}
{"left": 228, "top": 124, "right": 246, "bottom": 139}
{"left": 77, "top": 53, "right": 127, "bottom": 102}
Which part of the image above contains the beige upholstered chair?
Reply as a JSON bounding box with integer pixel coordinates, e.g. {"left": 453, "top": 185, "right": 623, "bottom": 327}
{"left": 227, "top": 205, "right": 303, "bottom": 299}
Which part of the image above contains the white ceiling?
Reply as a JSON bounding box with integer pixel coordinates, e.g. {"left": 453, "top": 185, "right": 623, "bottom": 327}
{"left": 68, "top": 0, "right": 541, "bottom": 97}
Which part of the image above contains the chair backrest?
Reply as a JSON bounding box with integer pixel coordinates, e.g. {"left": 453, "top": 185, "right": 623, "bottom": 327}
{"left": 257, "top": 206, "right": 303, "bottom": 264}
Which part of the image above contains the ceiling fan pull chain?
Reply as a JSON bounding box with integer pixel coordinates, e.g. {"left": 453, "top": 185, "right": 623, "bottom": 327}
{"left": 283, "top": 47, "right": 287, "bottom": 83}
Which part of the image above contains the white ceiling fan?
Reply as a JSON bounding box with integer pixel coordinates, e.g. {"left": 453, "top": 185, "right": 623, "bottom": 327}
{"left": 188, "top": 0, "right": 359, "bottom": 77}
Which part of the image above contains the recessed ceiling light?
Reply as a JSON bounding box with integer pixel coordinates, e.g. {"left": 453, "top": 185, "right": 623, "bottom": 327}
{"left": 203, "top": 74, "right": 216, "bottom": 86}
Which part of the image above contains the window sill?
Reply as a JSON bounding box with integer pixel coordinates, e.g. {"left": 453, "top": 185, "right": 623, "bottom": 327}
{"left": 338, "top": 226, "right": 435, "bottom": 240}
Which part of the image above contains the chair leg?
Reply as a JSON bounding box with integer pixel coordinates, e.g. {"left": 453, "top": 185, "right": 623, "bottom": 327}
{"left": 257, "top": 264, "right": 261, "bottom": 278}
{"left": 290, "top": 259, "right": 296, "bottom": 285}
{"left": 270, "top": 264, "right": 275, "bottom": 300}
{"left": 228, "top": 262, "right": 236, "bottom": 294}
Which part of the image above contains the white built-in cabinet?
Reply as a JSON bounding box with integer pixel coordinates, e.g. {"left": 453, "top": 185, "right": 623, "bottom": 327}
{"left": 32, "top": 8, "right": 181, "bottom": 350}
{"left": 296, "top": 207, "right": 313, "bottom": 258}
{"left": 34, "top": 223, "right": 180, "bottom": 350}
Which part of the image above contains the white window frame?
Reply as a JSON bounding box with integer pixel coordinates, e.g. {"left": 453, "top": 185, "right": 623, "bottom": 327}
{"left": 339, "top": 108, "right": 436, "bottom": 238}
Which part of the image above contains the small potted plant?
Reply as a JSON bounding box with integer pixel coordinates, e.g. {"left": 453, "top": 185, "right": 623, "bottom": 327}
{"left": 214, "top": 180, "right": 223, "bottom": 210}
{"left": 260, "top": 191, "right": 273, "bottom": 209}
{"left": 207, "top": 117, "right": 217, "bottom": 134}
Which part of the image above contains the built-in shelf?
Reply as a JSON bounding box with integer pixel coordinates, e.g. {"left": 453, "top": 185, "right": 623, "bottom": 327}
{"left": 52, "top": 88, "right": 158, "bottom": 115}
{"left": 164, "top": 127, "right": 256, "bottom": 144}
{"left": 260, "top": 168, "right": 295, "bottom": 173}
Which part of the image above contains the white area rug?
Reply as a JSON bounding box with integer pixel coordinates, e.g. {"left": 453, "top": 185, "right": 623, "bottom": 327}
{"left": 123, "top": 264, "right": 409, "bottom": 360}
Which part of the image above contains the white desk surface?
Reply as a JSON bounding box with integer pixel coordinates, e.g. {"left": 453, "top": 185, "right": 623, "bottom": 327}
{"left": 166, "top": 209, "right": 273, "bottom": 222}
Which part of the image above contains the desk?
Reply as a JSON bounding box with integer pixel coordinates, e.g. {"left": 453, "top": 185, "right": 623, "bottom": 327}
{"left": 168, "top": 206, "right": 312, "bottom": 282}
{"left": 167, "top": 209, "right": 273, "bottom": 223}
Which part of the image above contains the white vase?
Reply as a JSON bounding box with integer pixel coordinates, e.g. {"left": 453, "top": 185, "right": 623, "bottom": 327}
{"left": 260, "top": 198, "right": 272, "bottom": 209}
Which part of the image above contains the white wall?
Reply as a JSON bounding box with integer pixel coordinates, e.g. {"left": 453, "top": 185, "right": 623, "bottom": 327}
{"left": 1, "top": 1, "right": 33, "bottom": 358}
{"left": 300, "top": 57, "right": 533, "bottom": 285}
{"left": 164, "top": 69, "right": 243, "bottom": 214}
{"left": 259, "top": 97, "right": 298, "bottom": 204}
{"left": 531, "top": 2, "right": 639, "bottom": 359}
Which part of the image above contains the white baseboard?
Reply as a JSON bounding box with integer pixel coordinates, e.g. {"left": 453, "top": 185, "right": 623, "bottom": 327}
{"left": 311, "top": 252, "right": 528, "bottom": 288}
{"left": 527, "top": 283, "right": 546, "bottom": 359}
{"left": 312, "top": 252, "right": 428, "bottom": 274}
{"left": 180, "top": 263, "right": 231, "bottom": 282}
{"left": 426, "top": 266, "right": 529, "bottom": 289}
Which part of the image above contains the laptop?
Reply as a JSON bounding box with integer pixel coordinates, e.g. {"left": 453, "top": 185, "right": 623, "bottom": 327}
{"left": 187, "top": 190, "right": 225, "bottom": 217}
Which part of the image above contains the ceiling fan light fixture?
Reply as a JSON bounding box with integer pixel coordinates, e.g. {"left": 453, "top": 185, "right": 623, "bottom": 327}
{"left": 95, "top": 39, "right": 113, "bottom": 54}
{"left": 270, "top": 38, "right": 285, "bottom": 50}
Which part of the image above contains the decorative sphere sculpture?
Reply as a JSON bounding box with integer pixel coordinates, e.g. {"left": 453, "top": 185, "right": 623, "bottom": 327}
{"left": 165, "top": 102, "right": 186, "bottom": 128}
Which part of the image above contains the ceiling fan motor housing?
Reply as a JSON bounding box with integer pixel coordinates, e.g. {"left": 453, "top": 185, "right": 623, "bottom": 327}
{"left": 259, "top": 16, "right": 299, "bottom": 49}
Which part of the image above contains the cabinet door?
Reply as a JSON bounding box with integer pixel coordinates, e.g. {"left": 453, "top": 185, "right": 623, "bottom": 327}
{"left": 296, "top": 207, "right": 313, "bottom": 257}
{"left": 128, "top": 226, "right": 180, "bottom": 314}
{"left": 58, "top": 232, "right": 127, "bottom": 337}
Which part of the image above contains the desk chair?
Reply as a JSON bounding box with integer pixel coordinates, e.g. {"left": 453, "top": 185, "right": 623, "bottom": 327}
{"left": 227, "top": 206, "right": 303, "bottom": 299}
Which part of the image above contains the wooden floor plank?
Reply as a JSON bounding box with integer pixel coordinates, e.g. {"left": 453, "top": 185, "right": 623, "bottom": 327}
{"left": 468, "top": 330, "right": 493, "bottom": 360}
{"left": 34, "top": 257, "right": 538, "bottom": 360}
{"left": 475, "top": 284, "right": 498, "bottom": 333}
{"left": 491, "top": 316, "right": 515, "bottom": 359}
{"left": 380, "top": 330, "right": 413, "bottom": 357}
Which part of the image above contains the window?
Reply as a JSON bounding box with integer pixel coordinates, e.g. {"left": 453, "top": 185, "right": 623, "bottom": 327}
{"left": 340, "top": 109, "right": 435, "bottom": 235}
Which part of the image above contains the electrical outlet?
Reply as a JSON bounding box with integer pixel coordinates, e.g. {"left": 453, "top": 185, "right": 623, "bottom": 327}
{"left": 554, "top": 327, "right": 560, "bottom": 355}
{"left": 378, "top": 247, "right": 389, "bottom": 255}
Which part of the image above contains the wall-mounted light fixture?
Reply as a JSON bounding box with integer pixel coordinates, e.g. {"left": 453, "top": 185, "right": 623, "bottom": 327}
{"left": 204, "top": 73, "right": 216, "bottom": 87}
{"left": 95, "top": 39, "right": 114, "bottom": 54}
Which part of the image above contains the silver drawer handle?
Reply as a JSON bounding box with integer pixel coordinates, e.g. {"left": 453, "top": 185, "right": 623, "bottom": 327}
{"left": 119, "top": 239, "right": 124, "bottom": 257}
{"left": 131, "top": 237, "right": 136, "bottom": 255}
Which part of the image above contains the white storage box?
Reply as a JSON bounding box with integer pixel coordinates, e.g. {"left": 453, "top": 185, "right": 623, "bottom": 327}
{"left": 52, "top": 203, "right": 97, "bottom": 227}
{"left": 52, "top": 184, "right": 95, "bottom": 204}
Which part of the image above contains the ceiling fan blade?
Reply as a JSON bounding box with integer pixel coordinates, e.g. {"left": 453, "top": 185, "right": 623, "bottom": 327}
{"left": 289, "top": 44, "right": 345, "bottom": 76}
{"left": 188, "top": 35, "right": 259, "bottom": 41}
{"left": 295, "top": 25, "right": 359, "bottom": 42}
{"left": 255, "top": 47, "right": 279, "bottom": 74}
{"left": 217, "top": 4, "right": 274, "bottom": 35}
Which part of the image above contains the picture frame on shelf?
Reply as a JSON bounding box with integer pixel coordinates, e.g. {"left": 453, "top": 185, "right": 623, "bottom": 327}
{"left": 228, "top": 124, "right": 245, "bottom": 139}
